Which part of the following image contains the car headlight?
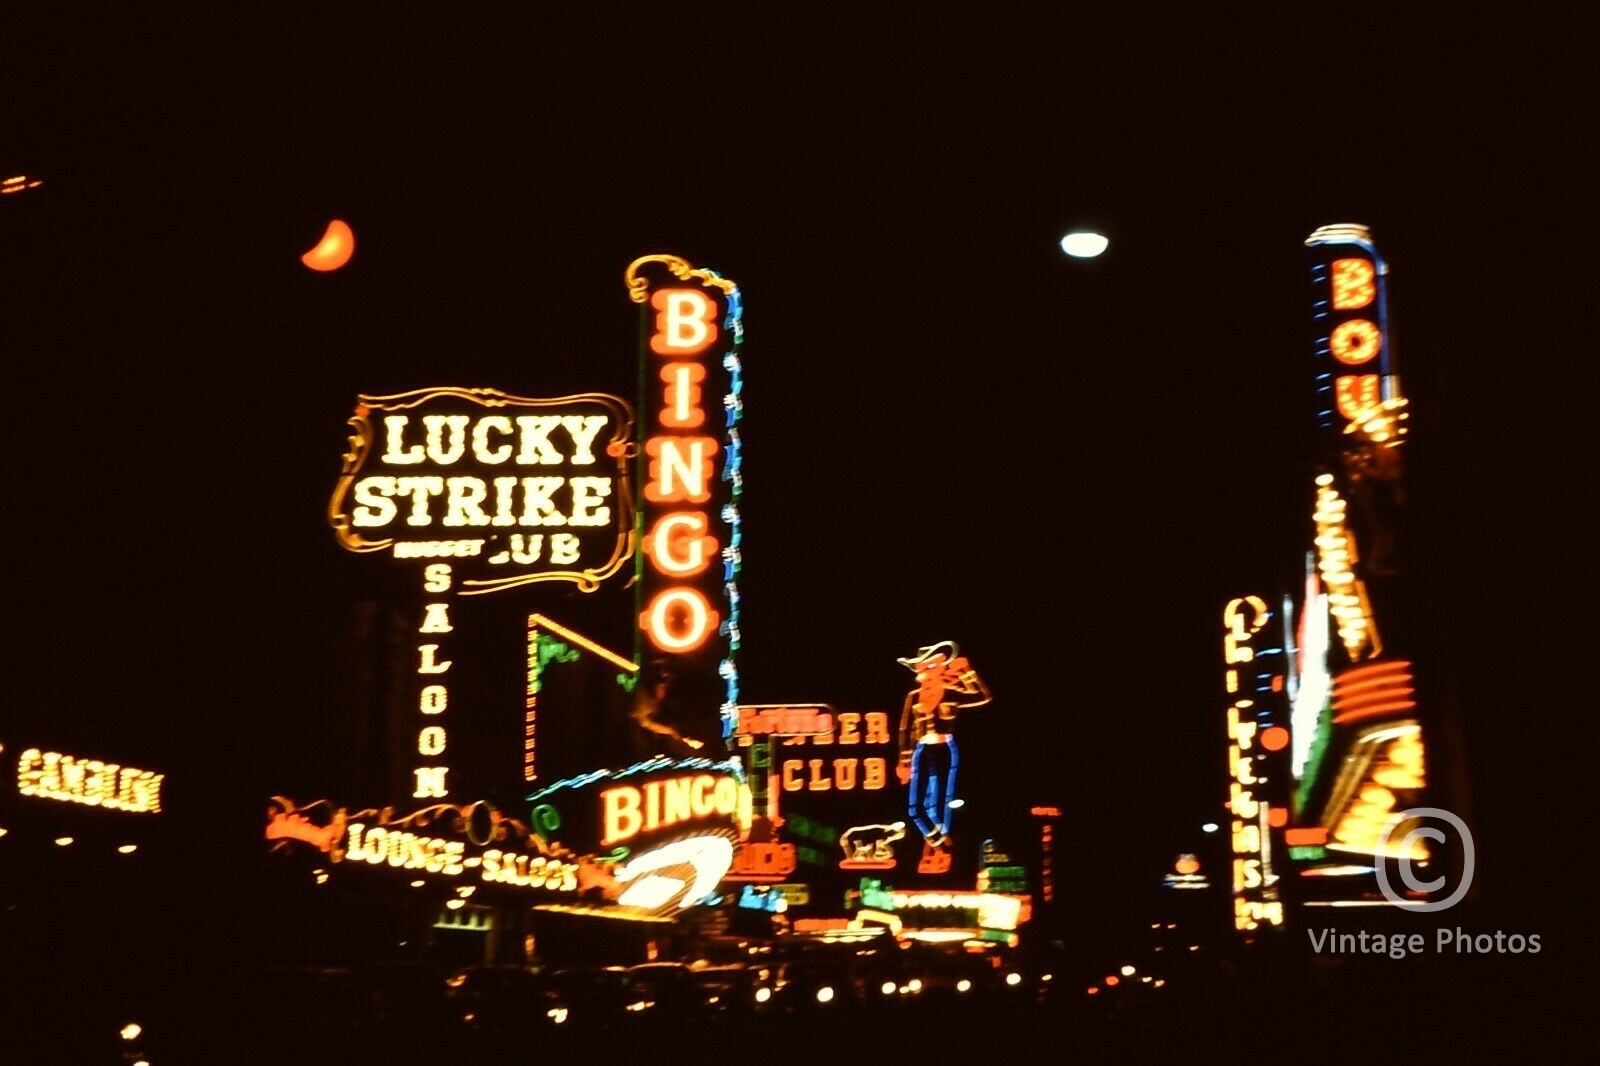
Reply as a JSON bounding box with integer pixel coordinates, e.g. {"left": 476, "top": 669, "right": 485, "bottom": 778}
{"left": 957, "top": 979, "right": 972, "bottom": 992}
{"left": 881, "top": 981, "right": 897, "bottom": 995}
{"left": 816, "top": 986, "right": 834, "bottom": 1004}
{"left": 1006, "top": 972, "right": 1022, "bottom": 987}
{"left": 755, "top": 987, "right": 772, "bottom": 1004}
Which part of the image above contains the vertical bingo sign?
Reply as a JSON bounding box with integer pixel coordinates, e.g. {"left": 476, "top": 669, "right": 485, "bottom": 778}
{"left": 626, "top": 256, "right": 744, "bottom": 749}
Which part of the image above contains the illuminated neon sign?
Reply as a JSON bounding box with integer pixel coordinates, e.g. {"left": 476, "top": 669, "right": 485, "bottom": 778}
{"left": 894, "top": 641, "right": 991, "bottom": 865}
{"left": 1031, "top": 807, "right": 1060, "bottom": 903}
{"left": 627, "top": 255, "right": 744, "bottom": 745}
{"left": 528, "top": 756, "right": 751, "bottom": 877}
{"left": 328, "top": 387, "right": 635, "bottom": 594}
{"left": 267, "top": 797, "right": 585, "bottom": 894}
{"left": 16, "top": 749, "right": 163, "bottom": 813}
{"left": 613, "top": 833, "right": 737, "bottom": 913}
{"left": 1331, "top": 659, "right": 1416, "bottom": 726}
{"left": 888, "top": 890, "right": 1029, "bottom": 932}
{"left": 1306, "top": 225, "right": 1407, "bottom": 446}
{"left": 735, "top": 705, "right": 835, "bottom": 737}
{"left": 839, "top": 822, "right": 906, "bottom": 869}
{"left": 1223, "top": 597, "right": 1285, "bottom": 932}
{"left": 1312, "top": 475, "right": 1382, "bottom": 661}
{"left": 1323, "top": 722, "right": 1427, "bottom": 860}
{"left": 600, "top": 773, "right": 746, "bottom": 846}
{"left": 523, "top": 613, "right": 636, "bottom": 785}
{"left": 413, "top": 563, "right": 455, "bottom": 799}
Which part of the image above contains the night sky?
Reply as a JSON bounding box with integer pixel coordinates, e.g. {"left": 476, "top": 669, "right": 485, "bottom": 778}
{"left": 4, "top": 8, "right": 1591, "bottom": 944}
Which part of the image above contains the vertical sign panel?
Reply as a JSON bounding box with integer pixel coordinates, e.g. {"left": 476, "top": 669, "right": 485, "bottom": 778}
{"left": 1224, "top": 595, "right": 1288, "bottom": 933}
{"left": 626, "top": 256, "right": 744, "bottom": 754}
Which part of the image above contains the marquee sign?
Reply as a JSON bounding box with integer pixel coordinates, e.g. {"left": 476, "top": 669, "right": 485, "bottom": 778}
{"left": 328, "top": 387, "right": 635, "bottom": 595}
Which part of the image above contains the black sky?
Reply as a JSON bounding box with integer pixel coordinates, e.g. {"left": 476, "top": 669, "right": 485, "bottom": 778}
{"left": 4, "top": 7, "right": 1593, "bottom": 937}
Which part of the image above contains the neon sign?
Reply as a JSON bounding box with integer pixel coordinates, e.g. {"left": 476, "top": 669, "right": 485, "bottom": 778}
{"left": 1223, "top": 597, "right": 1285, "bottom": 933}
{"left": 600, "top": 772, "right": 746, "bottom": 846}
{"left": 839, "top": 822, "right": 906, "bottom": 870}
{"left": 1324, "top": 722, "right": 1428, "bottom": 860}
{"left": 1312, "top": 475, "right": 1382, "bottom": 660}
{"left": 888, "top": 890, "right": 1029, "bottom": 932}
{"left": 328, "top": 387, "right": 634, "bottom": 594}
{"left": 735, "top": 705, "right": 835, "bottom": 737}
{"left": 613, "top": 833, "right": 737, "bottom": 913}
{"left": 16, "top": 749, "right": 164, "bottom": 813}
{"left": 1031, "top": 807, "right": 1060, "bottom": 903}
{"left": 1331, "top": 659, "right": 1416, "bottom": 726}
{"left": 1307, "top": 226, "right": 1406, "bottom": 445}
{"left": 268, "top": 798, "right": 584, "bottom": 895}
{"left": 627, "top": 256, "right": 743, "bottom": 750}
{"left": 894, "top": 641, "right": 991, "bottom": 864}
{"left": 770, "top": 712, "right": 892, "bottom": 798}
{"left": 413, "top": 563, "right": 455, "bottom": 799}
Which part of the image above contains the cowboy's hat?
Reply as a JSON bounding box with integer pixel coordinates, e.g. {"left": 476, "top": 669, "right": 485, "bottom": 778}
{"left": 897, "top": 640, "right": 958, "bottom": 669}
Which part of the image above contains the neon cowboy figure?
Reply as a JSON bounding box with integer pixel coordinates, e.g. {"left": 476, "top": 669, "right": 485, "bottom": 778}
{"left": 895, "top": 641, "right": 991, "bottom": 852}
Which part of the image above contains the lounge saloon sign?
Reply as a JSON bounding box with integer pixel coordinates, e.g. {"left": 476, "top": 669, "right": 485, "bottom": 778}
{"left": 328, "top": 387, "right": 635, "bottom": 595}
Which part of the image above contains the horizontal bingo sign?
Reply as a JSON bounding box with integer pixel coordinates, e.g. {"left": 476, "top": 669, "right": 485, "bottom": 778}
{"left": 328, "top": 387, "right": 635, "bottom": 594}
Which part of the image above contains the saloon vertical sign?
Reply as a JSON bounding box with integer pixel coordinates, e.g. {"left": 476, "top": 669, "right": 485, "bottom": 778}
{"left": 626, "top": 256, "right": 744, "bottom": 751}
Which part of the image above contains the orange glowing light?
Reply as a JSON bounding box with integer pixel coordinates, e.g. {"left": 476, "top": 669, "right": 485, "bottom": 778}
{"left": 1105, "top": 975, "right": 1120, "bottom": 987}
{"left": 644, "top": 437, "right": 719, "bottom": 503}
{"left": 1260, "top": 726, "right": 1289, "bottom": 752}
{"left": 1174, "top": 854, "right": 1201, "bottom": 875}
{"left": 642, "top": 512, "right": 717, "bottom": 576}
{"left": 2, "top": 174, "right": 44, "bottom": 194}
{"left": 1268, "top": 806, "right": 1289, "bottom": 828}
{"left": 1332, "top": 661, "right": 1416, "bottom": 725}
{"left": 301, "top": 219, "right": 356, "bottom": 272}
{"left": 642, "top": 587, "right": 718, "bottom": 653}
{"left": 724, "top": 841, "right": 798, "bottom": 881}
{"left": 649, "top": 289, "right": 718, "bottom": 355}
{"left": 1331, "top": 258, "right": 1376, "bottom": 310}
{"left": 1335, "top": 374, "right": 1382, "bottom": 420}
{"left": 1329, "top": 319, "right": 1381, "bottom": 365}
{"left": 659, "top": 363, "right": 708, "bottom": 429}
{"left": 1284, "top": 827, "right": 1327, "bottom": 846}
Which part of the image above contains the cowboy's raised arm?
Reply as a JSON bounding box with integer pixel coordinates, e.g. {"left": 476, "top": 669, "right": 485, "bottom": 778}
{"left": 951, "top": 669, "right": 992, "bottom": 709}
